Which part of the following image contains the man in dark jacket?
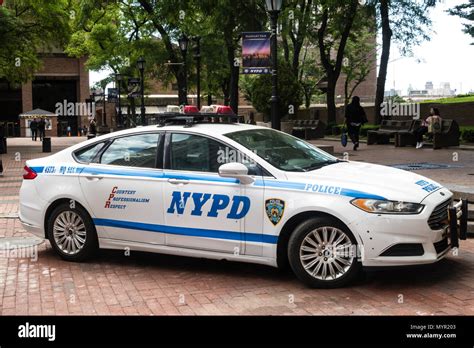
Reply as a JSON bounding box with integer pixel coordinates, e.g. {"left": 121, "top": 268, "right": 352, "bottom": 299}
{"left": 30, "top": 119, "right": 38, "bottom": 141}
{"left": 345, "top": 96, "right": 367, "bottom": 151}
{"left": 38, "top": 118, "right": 46, "bottom": 141}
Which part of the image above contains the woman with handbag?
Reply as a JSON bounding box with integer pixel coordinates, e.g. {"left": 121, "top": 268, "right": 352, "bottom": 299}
{"left": 414, "top": 107, "right": 442, "bottom": 149}
{"left": 345, "top": 96, "right": 367, "bottom": 151}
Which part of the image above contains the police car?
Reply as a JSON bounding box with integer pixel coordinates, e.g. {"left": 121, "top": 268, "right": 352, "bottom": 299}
{"left": 19, "top": 113, "right": 469, "bottom": 288}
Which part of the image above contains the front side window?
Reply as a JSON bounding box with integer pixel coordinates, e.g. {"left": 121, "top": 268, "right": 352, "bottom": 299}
{"left": 225, "top": 129, "right": 338, "bottom": 172}
{"left": 100, "top": 133, "right": 160, "bottom": 168}
{"left": 169, "top": 133, "right": 261, "bottom": 175}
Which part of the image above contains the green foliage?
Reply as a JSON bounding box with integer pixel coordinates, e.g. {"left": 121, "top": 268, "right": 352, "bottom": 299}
{"left": 449, "top": 1, "right": 474, "bottom": 44}
{"left": 461, "top": 126, "right": 474, "bottom": 143}
{"left": 421, "top": 95, "right": 474, "bottom": 104}
{"left": 243, "top": 62, "right": 303, "bottom": 121}
{"left": 0, "top": 0, "right": 71, "bottom": 83}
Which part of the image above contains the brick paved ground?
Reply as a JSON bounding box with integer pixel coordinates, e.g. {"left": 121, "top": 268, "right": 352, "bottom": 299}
{"left": 1, "top": 137, "right": 473, "bottom": 315}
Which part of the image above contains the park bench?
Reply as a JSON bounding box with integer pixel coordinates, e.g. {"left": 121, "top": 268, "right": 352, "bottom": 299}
{"left": 292, "top": 120, "right": 325, "bottom": 140}
{"left": 395, "top": 119, "right": 460, "bottom": 149}
{"left": 367, "top": 120, "right": 413, "bottom": 145}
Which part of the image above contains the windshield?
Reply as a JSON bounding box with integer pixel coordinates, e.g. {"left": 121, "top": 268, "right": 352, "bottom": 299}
{"left": 225, "top": 129, "right": 339, "bottom": 172}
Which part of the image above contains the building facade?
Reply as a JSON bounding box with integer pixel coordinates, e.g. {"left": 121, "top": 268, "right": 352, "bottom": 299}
{"left": 0, "top": 53, "right": 89, "bottom": 137}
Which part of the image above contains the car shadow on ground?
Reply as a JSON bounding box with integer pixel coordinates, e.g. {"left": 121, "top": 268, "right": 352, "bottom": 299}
{"left": 38, "top": 244, "right": 471, "bottom": 290}
{"left": 362, "top": 257, "right": 469, "bottom": 288}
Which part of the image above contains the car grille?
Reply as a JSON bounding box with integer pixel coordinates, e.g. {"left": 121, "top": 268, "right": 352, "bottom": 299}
{"left": 428, "top": 198, "right": 452, "bottom": 230}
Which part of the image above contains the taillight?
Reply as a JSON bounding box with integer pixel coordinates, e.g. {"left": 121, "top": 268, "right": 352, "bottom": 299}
{"left": 23, "top": 166, "right": 37, "bottom": 180}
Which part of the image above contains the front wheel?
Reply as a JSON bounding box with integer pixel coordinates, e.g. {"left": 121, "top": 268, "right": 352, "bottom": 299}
{"left": 288, "top": 217, "right": 361, "bottom": 288}
{"left": 47, "top": 203, "right": 98, "bottom": 262}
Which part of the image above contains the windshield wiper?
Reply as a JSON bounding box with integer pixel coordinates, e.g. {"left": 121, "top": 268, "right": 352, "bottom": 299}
{"left": 303, "top": 159, "right": 340, "bottom": 172}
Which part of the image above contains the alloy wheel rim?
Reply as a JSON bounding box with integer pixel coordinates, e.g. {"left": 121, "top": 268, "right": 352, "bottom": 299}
{"left": 53, "top": 211, "right": 87, "bottom": 255}
{"left": 299, "top": 226, "right": 354, "bottom": 281}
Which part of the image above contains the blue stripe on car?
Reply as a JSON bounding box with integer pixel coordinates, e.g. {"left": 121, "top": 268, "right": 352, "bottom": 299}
{"left": 93, "top": 218, "right": 279, "bottom": 244}
{"left": 31, "top": 166, "right": 386, "bottom": 200}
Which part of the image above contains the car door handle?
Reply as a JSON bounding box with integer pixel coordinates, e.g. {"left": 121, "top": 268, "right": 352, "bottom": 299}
{"left": 167, "top": 178, "right": 189, "bottom": 185}
{"left": 85, "top": 173, "right": 104, "bottom": 181}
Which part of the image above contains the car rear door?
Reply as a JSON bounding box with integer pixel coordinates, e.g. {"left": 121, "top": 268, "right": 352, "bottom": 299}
{"left": 78, "top": 131, "right": 166, "bottom": 244}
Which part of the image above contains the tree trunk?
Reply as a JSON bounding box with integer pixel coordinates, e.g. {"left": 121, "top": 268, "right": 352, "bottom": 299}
{"left": 326, "top": 77, "right": 338, "bottom": 125}
{"left": 317, "top": 1, "right": 359, "bottom": 125}
{"left": 375, "top": 0, "right": 392, "bottom": 125}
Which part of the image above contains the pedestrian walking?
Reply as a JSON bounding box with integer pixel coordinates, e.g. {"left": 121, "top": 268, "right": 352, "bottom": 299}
{"left": 345, "top": 96, "right": 367, "bottom": 151}
{"left": 38, "top": 118, "right": 46, "bottom": 141}
{"left": 89, "top": 119, "right": 97, "bottom": 137}
{"left": 30, "top": 119, "right": 38, "bottom": 141}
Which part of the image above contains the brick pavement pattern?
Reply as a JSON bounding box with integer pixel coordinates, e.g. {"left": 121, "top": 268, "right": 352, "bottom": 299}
{"left": 1, "top": 137, "right": 473, "bottom": 315}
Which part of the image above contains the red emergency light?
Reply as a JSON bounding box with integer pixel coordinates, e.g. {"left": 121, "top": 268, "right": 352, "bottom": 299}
{"left": 216, "top": 106, "right": 234, "bottom": 115}
{"left": 183, "top": 105, "right": 200, "bottom": 114}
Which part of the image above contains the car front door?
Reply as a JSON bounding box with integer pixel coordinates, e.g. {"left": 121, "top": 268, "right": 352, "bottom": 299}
{"left": 78, "top": 132, "right": 166, "bottom": 245}
{"left": 162, "top": 132, "right": 263, "bottom": 255}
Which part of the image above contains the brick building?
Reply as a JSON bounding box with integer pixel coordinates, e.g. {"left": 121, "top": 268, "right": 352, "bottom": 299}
{"left": 0, "top": 52, "right": 89, "bottom": 137}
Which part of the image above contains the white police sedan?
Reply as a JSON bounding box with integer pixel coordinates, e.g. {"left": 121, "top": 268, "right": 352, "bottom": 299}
{"left": 19, "top": 118, "right": 468, "bottom": 288}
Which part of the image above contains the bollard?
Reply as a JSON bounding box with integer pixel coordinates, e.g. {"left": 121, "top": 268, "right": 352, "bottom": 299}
{"left": 42, "top": 137, "right": 51, "bottom": 153}
{"left": 0, "top": 136, "right": 6, "bottom": 154}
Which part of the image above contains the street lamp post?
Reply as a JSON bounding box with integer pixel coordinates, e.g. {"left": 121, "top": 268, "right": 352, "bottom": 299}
{"left": 137, "top": 57, "right": 146, "bottom": 126}
{"left": 193, "top": 36, "right": 201, "bottom": 110}
{"left": 178, "top": 35, "right": 189, "bottom": 106}
{"left": 265, "top": 0, "right": 283, "bottom": 131}
{"left": 115, "top": 73, "right": 123, "bottom": 128}
{"left": 102, "top": 90, "right": 107, "bottom": 128}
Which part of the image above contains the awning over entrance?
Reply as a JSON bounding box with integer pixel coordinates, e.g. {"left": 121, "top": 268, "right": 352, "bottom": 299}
{"left": 19, "top": 108, "right": 58, "bottom": 118}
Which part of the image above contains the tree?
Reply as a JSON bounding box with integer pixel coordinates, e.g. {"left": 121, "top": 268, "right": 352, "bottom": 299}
{"left": 371, "top": 0, "right": 439, "bottom": 124}
{"left": 342, "top": 26, "right": 377, "bottom": 107}
{"left": 280, "top": 0, "right": 314, "bottom": 75}
{"left": 0, "top": 0, "right": 71, "bottom": 84}
{"left": 244, "top": 61, "right": 303, "bottom": 121}
{"left": 312, "top": 0, "right": 360, "bottom": 125}
{"left": 449, "top": 1, "right": 474, "bottom": 43}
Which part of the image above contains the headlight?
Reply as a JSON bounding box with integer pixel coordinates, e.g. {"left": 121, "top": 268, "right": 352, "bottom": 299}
{"left": 351, "top": 199, "right": 424, "bottom": 214}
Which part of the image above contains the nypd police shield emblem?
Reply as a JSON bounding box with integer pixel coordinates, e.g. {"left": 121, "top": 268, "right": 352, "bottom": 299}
{"left": 265, "top": 198, "right": 285, "bottom": 226}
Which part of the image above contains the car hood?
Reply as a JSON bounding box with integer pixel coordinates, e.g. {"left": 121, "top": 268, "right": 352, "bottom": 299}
{"left": 284, "top": 161, "right": 444, "bottom": 203}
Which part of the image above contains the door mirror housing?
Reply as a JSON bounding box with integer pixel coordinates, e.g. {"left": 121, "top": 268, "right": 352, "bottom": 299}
{"left": 218, "top": 162, "right": 254, "bottom": 185}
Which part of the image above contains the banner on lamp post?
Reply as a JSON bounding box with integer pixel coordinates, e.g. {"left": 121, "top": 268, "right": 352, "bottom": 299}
{"left": 241, "top": 32, "right": 271, "bottom": 74}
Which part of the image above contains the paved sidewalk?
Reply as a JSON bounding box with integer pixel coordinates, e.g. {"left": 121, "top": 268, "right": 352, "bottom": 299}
{"left": 0, "top": 137, "right": 473, "bottom": 315}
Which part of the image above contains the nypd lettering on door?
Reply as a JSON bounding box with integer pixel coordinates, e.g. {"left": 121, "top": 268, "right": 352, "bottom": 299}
{"left": 167, "top": 191, "right": 251, "bottom": 219}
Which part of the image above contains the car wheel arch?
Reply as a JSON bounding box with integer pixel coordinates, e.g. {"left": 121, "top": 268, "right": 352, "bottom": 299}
{"left": 43, "top": 198, "right": 94, "bottom": 238}
{"left": 276, "top": 210, "right": 357, "bottom": 270}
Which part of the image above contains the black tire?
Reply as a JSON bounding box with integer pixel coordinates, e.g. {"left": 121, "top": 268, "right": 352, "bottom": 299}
{"left": 288, "top": 217, "right": 361, "bottom": 288}
{"left": 47, "top": 202, "right": 99, "bottom": 262}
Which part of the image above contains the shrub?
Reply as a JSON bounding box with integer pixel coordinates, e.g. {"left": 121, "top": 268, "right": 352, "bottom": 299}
{"left": 246, "top": 61, "right": 303, "bottom": 120}
{"left": 360, "top": 124, "right": 379, "bottom": 137}
{"left": 461, "top": 128, "right": 474, "bottom": 143}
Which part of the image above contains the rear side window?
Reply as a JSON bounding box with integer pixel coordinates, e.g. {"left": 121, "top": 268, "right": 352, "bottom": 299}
{"left": 100, "top": 133, "right": 160, "bottom": 168}
{"left": 74, "top": 142, "right": 106, "bottom": 163}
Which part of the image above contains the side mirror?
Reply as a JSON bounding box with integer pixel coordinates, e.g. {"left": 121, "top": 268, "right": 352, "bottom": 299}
{"left": 218, "top": 162, "right": 255, "bottom": 185}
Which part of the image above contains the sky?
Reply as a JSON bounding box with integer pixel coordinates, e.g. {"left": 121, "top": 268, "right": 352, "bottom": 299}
{"left": 386, "top": 0, "right": 474, "bottom": 95}
{"left": 90, "top": 0, "right": 474, "bottom": 95}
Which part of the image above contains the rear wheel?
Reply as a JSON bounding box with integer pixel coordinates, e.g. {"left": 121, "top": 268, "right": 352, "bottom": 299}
{"left": 288, "top": 217, "right": 361, "bottom": 288}
{"left": 47, "top": 203, "right": 98, "bottom": 261}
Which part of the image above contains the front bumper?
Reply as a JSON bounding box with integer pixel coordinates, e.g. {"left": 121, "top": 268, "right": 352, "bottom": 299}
{"left": 352, "top": 193, "right": 469, "bottom": 267}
